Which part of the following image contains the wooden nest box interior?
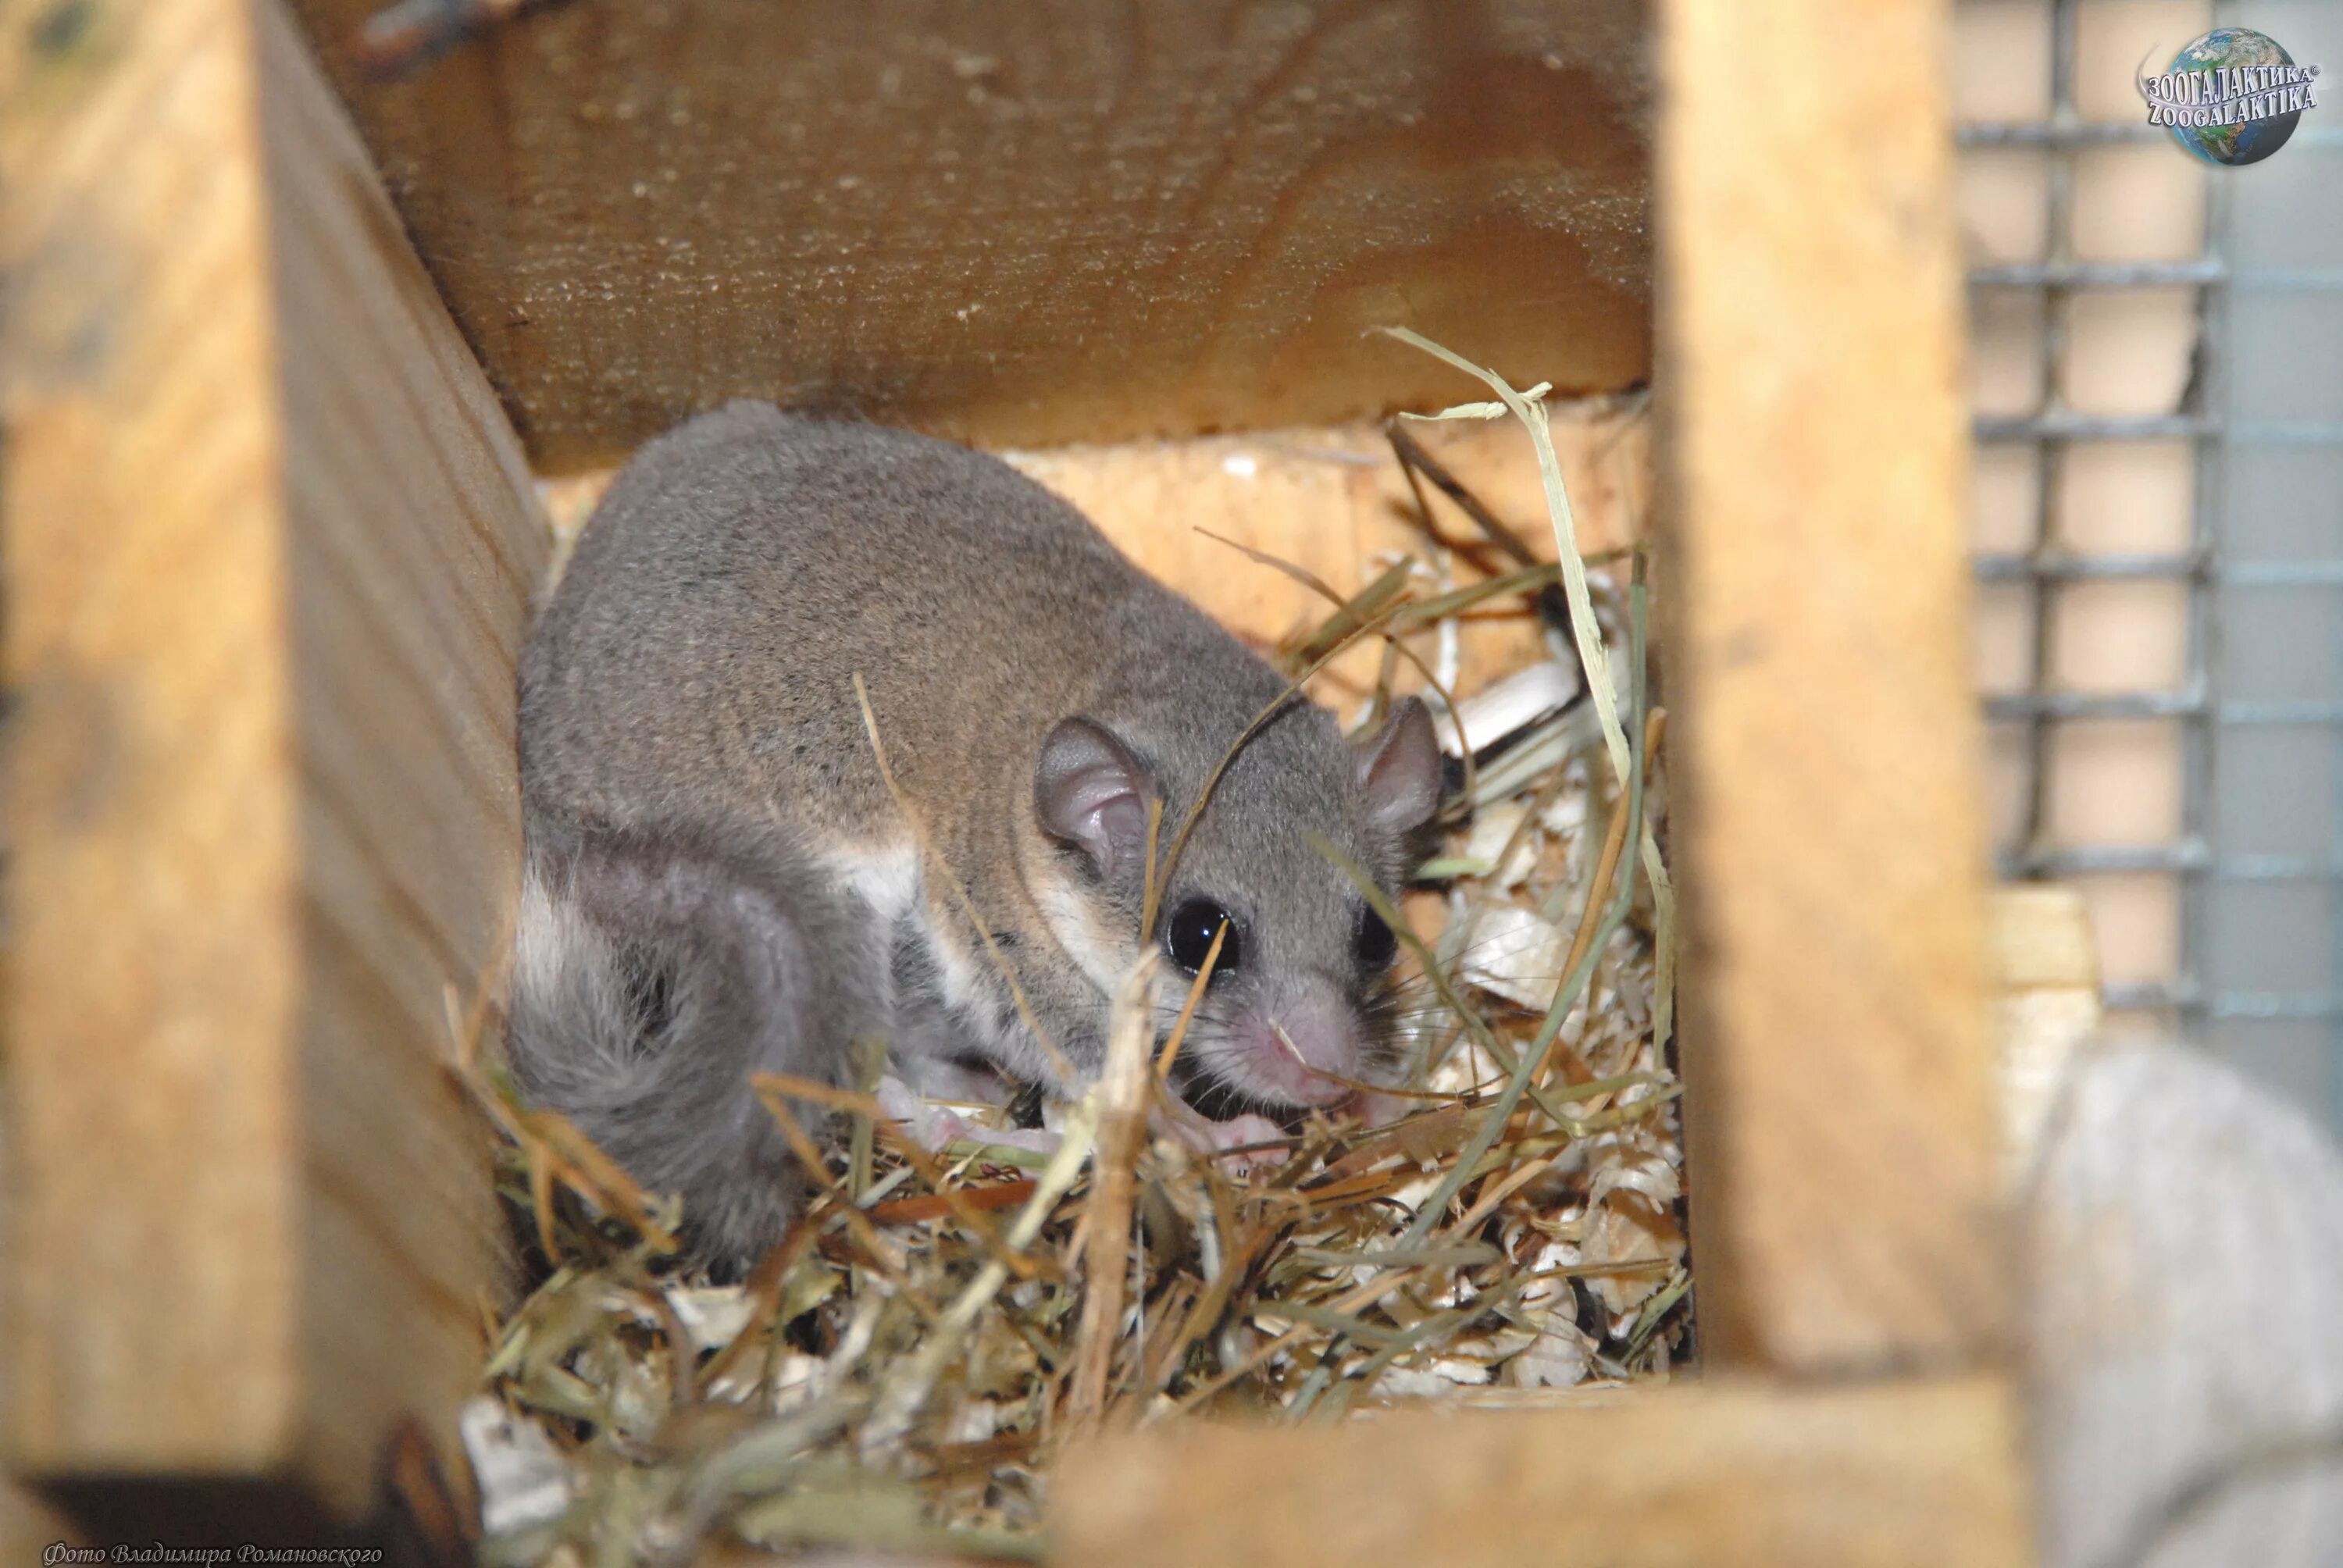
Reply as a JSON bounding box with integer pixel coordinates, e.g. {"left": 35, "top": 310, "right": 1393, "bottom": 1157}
{"left": 2, "top": 0, "right": 2024, "bottom": 1560}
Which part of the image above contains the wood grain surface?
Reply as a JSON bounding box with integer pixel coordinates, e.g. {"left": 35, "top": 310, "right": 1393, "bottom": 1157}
{"left": 1052, "top": 1374, "right": 2031, "bottom": 1568}
{"left": 1660, "top": 0, "right": 2004, "bottom": 1376}
{"left": 281, "top": 0, "right": 1653, "bottom": 471}
{"left": 2, "top": 0, "right": 547, "bottom": 1518}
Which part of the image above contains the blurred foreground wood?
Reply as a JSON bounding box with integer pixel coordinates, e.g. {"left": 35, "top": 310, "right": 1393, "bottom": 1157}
{"left": 1660, "top": 0, "right": 2001, "bottom": 1377}
{"left": 1054, "top": 1376, "right": 2028, "bottom": 1567}
{"left": 0, "top": 1485, "right": 78, "bottom": 1560}
{"left": 1, "top": 0, "right": 546, "bottom": 1520}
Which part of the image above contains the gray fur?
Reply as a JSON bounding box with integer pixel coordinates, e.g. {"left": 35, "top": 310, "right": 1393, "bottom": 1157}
{"left": 508, "top": 815, "right": 879, "bottom": 1266}
{"left": 511, "top": 402, "right": 1441, "bottom": 1269}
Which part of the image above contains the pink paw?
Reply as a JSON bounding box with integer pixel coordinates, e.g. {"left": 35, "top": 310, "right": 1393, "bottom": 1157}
{"left": 918, "top": 1107, "right": 1063, "bottom": 1158}
{"left": 875, "top": 1079, "right": 1061, "bottom": 1157}
{"left": 1166, "top": 1111, "right": 1289, "bottom": 1178}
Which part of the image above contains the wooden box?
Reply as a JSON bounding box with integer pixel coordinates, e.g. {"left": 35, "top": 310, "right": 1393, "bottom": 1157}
{"left": 1, "top": 0, "right": 2026, "bottom": 1558}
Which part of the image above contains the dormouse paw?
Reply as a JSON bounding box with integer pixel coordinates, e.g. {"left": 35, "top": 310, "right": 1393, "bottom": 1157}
{"left": 1160, "top": 1110, "right": 1291, "bottom": 1179}
{"left": 951, "top": 1122, "right": 1065, "bottom": 1157}
{"left": 876, "top": 1075, "right": 1064, "bottom": 1158}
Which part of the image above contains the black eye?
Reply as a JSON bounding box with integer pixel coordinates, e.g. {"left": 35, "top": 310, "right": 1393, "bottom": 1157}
{"left": 1164, "top": 898, "right": 1243, "bottom": 977}
{"left": 1353, "top": 907, "right": 1399, "bottom": 971}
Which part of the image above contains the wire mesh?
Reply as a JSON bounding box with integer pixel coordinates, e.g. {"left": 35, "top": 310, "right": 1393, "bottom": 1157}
{"left": 1965, "top": 0, "right": 2343, "bottom": 1124}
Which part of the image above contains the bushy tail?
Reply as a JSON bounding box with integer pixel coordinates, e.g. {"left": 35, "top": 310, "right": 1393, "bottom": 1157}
{"left": 507, "top": 813, "right": 872, "bottom": 1270}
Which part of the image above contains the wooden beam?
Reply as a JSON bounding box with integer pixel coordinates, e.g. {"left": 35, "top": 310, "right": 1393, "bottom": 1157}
{"left": 1658, "top": 0, "right": 2001, "bottom": 1375}
{"left": 1051, "top": 1375, "right": 2031, "bottom": 1567}
{"left": 280, "top": 0, "right": 1653, "bottom": 471}
{"left": 0, "top": 1485, "right": 79, "bottom": 1563}
{"left": 2, "top": 0, "right": 547, "bottom": 1518}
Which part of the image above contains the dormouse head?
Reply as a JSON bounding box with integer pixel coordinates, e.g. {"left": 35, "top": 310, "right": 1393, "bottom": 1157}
{"left": 1029, "top": 695, "right": 1444, "bottom": 1124}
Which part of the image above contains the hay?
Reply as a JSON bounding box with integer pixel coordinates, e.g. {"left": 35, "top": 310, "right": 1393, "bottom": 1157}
{"left": 465, "top": 343, "right": 1683, "bottom": 1563}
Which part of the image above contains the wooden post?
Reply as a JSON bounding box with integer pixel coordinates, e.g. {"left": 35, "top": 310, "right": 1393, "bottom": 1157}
{"left": 1660, "top": 0, "right": 2004, "bottom": 1375}
{"left": 1, "top": 0, "right": 547, "bottom": 1520}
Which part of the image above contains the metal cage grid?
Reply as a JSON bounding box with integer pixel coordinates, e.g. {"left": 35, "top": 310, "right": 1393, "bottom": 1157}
{"left": 1963, "top": 0, "right": 2343, "bottom": 1124}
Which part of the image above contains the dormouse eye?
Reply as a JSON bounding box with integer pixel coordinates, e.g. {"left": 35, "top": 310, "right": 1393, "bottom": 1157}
{"left": 1164, "top": 898, "right": 1243, "bottom": 978}
{"left": 1353, "top": 906, "right": 1399, "bottom": 971}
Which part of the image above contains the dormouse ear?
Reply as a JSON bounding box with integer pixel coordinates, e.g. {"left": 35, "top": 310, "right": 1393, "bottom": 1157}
{"left": 1034, "top": 717, "right": 1153, "bottom": 882}
{"left": 1354, "top": 697, "right": 1443, "bottom": 836}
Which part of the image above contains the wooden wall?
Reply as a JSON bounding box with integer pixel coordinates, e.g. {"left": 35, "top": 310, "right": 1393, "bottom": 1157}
{"left": 283, "top": 0, "right": 1653, "bottom": 470}
{"left": 2, "top": 0, "right": 548, "bottom": 1521}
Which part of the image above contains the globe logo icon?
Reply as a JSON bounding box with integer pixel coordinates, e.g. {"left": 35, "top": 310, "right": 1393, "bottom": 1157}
{"left": 2142, "top": 27, "right": 2320, "bottom": 167}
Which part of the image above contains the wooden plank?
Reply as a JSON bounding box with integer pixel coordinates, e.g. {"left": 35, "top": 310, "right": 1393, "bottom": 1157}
{"left": 1, "top": 0, "right": 548, "bottom": 1518}
{"left": 1050, "top": 1374, "right": 2031, "bottom": 1567}
{"left": 0, "top": 1485, "right": 79, "bottom": 1563}
{"left": 0, "top": 1100, "right": 78, "bottom": 1556}
{"left": 2, "top": 0, "right": 301, "bottom": 1487}
{"left": 1658, "top": 0, "right": 2002, "bottom": 1374}
{"left": 1988, "top": 884, "right": 2101, "bottom": 1181}
{"left": 280, "top": 0, "right": 1653, "bottom": 471}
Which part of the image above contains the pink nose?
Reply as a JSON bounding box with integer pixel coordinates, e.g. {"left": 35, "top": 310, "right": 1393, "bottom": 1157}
{"left": 1239, "top": 988, "right": 1360, "bottom": 1107}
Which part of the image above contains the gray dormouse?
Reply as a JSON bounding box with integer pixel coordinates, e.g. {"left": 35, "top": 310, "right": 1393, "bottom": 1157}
{"left": 510, "top": 402, "right": 1443, "bottom": 1267}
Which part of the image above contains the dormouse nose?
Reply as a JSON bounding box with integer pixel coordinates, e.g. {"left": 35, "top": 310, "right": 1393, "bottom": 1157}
{"left": 1260, "top": 982, "right": 1363, "bottom": 1106}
